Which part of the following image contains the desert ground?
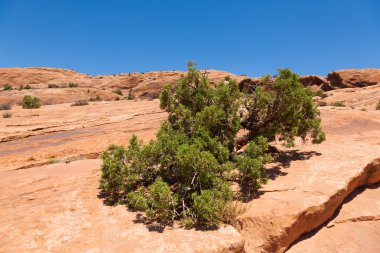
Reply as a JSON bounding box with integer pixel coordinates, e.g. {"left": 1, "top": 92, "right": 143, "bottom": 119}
{"left": 0, "top": 68, "right": 379, "bottom": 253}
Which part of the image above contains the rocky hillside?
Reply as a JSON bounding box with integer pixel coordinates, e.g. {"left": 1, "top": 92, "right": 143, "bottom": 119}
{"left": 1, "top": 67, "right": 379, "bottom": 106}
{"left": 0, "top": 67, "right": 246, "bottom": 105}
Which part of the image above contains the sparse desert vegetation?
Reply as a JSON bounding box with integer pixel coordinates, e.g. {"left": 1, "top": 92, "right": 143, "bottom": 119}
{"left": 0, "top": 103, "right": 11, "bottom": 110}
{"left": 2, "top": 111, "right": 12, "bottom": 118}
{"left": 68, "top": 82, "right": 79, "bottom": 88}
{"left": 330, "top": 101, "right": 346, "bottom": 107}
{"left": 3, "top": 84, "right": 12, "bottom": 90}
{"left": 22, "top": 95, "right": 41, "bottom": 109}
{"left": 48, "top": 83, "right": 59, "bottom": 88}
{"left": 71, "top": 99, "right": 89, "bottom": 106}
{"left": 113, "top": 88, "right": 123, "bottom": 96}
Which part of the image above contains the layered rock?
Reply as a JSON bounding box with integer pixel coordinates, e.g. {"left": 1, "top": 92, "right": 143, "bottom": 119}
{"left": 327, "top": 69, "right": 380, "bottom": 89}
{"left": 236, "top": 109, "right": 380, "bottom": 253}
{"left": 299, "top": 75, "right": 333, "bottom": 91}
{"left": 0, "top": 160, "right": 244, "bottom": 253}
{"left": 288, "top": 181, "right": 380, "bottom": 253}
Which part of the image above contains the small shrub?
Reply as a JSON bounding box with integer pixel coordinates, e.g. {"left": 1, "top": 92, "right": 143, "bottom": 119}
{"left": 22, "top": 95, "right": 41, "bottom": 109}
{"left": 71, "top": 100, "right": 89, "bottom": 106}
{"left": 313, "top": 89, "right": 328, "bottom": 98}
{"left": 24, "top": 84, "right": 32, "bottom": 89}
{"left": 0, "top": 104, "right": 11, "bottom": 110}
{"left": 89, "top": 95, "right": 101, "bottom": 101}
{"left": 317, "top": 101, "right": 327, "bottom": 107}
{"left": 68, "top": 82, "right": 79, "bottom": 88}
{"left": 127, "top": 88, "right": 135, "bottom": 100}
{"left": 2, "top": 112, "right": 12, "bottom": 118}
{"left": 115, "top": 97, "right": 120, "bottom": 101}
{"left": 3, "top": 84, "right": 12, "bottom": 91}
{"left": 330, "top": 101, "right": 346, "bottom": 107}
{"left": 113, "top": 88, "right": 123, "bottom": 96}
{"left": 48, "top": 84, "right": 59, "bottom": 88}
{"left": 376, "top": 100, "right": 380, "bottom": 110}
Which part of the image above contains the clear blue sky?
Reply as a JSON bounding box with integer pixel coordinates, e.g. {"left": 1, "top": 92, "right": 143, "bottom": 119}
{"left": 0, "top": 0, "right": 379, "bottom": 76}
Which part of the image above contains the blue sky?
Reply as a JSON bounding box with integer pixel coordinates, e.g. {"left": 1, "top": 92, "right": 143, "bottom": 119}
{"left": 0, "top": 0, "right": 379, "bottom": 76}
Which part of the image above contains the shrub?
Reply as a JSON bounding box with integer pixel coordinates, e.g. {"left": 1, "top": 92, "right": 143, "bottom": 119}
{"left": 127, "top": 88, "right": 135, "bottom": 100}
{"left": 376, "top": 100, "right": 380, "bottom": 110}
{"left": 22, "top": 95, "right": 41, "bottom": 109}
{"left": 312, "top": 89, "right": 328, "bottom": 98}
{"left": 0, "top": 104, "right": 11, "bottom": 110}
{"left": 89, "top": 95, "right": 101, "bottom": 101}
{"left": 330, "top": 101, "right": 346, "bottom": 107}
{"left": 2, "top": 112, "right": 12, "bottom": 118}
{"left": 68, "top": 82, "right": 79, "bottom": 88}
{"left": 3, "top": 84, "right": 12, "bottom": 91}
{"left": 24, "top": 84, "right": 32, "bottom": 89}
{"left": 317, "top": 101, "right": 327, "bottom": 107}
{"left": 115, "top": 97, "right": 120, "bottom": 101}
{"left": 100, "top": 62, "right": 325, "bottom": 227}
{"left": 113, "top": 88, "right": 123, "bottom": 96}
{"left": 71, "top": 100, "right": 89, "bottom": 106}
{"left": 48, "top": 84, "right": 59, "bottom": 88}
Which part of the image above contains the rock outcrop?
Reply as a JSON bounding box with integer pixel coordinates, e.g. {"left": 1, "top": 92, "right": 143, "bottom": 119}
{"left": 299, "top": 75, "right": 333, "bottom": 91}
{"left": 0, "top": 68, "right": 246, "bottom": 105}
{"left": 288, "top": 180, "right": 380, "bottom": 253}
{"left": 236, "top": 108, "right": 380, "bottom": 253}
{"left": 327, "top": 69, "right": 380, "bottom": 89}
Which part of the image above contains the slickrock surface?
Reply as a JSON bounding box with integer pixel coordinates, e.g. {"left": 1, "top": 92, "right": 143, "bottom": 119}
{"left": 287, "top": 182, "right": 380, "bottom": 253}
{"left": 237, "top": 108, "right": 380, "bottom": 253}
{"left": 0, "top": 159, "right": 244, "bottom": 253}
{"left": 0, "top": 100, "right": 166, "bottom": 172}
{"left": 0, "top": 68, "right": 245, "bottom": 105}
{"left": 327, "top": 69, "right": 380, "bottom": 89}
{"left": 1, "top": 69, "right": 380, "bottom": 252}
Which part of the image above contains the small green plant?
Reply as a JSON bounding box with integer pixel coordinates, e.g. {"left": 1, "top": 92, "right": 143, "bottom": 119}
{"left": 330, "top": 101, "right": 346, "bottom": 107}
{"left": 317, "top": 101, "right": 327, "bottom": 107}
{"left": 313, "top": 89, "right": 328, "bottom": 99}
{"left": 2, "top": 112, "right": 12, "bottom": 118}
{"left": 23, "top": 84, "right": 32, "bottom": 89}
{"left": 45, "top": 158, "right": 59, "bottom": 164}
{"left": 113, "top": 88, "right": 123, "bottom": 96}
{"left": 89, "top": 95, "right": 101, "bottom": 101}
{"left": 22, "top": 95, "right": 41, "bottom": 109}
{"left": 48, "top": 84, "right": 59, "bottom": 88}
{"left": 71, "top": 100, "right": 89, "bottom": 106}
{"left": 376, "top": 100, "right": 380, "bottom": 110}
{"left": 0, "top": 104, "right": 11, "bottom": 110}
{"left": 115, "top": 97, "right": 120, "bottom": 101}
{"left": 127, "top": 88, "right": 135, "bottom": 100}
{"left": 68, "top": 82, "right": 79, "bottom": 88}
{"left": 3, "top": 84, "right": 12, "bottom": 91}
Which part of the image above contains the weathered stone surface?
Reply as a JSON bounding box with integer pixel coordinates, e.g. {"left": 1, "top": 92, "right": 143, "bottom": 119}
{"left": 236, "top": 108, "right": 380, "bottom": 253}
{"left": 0, "top": 68, "right": 246, "bottom": 105}
{"left": 299, "top": 75, "right": 333, "bottom": 91}
{"left": 1, "top": 69, "right": 380, "bottom": 252}
{"left": 327, "top": 69, "right": 380, "bottom": 88}
{"left": 287, "top": 182, "right": 380, "bottom": 253}
{"left": 0, "top": 159, "right": 244, "bottom": 253}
